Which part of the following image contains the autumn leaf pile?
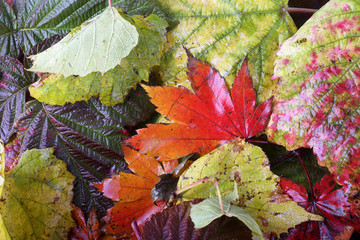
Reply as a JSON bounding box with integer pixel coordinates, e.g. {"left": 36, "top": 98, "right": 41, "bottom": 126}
{"left": 1, "top": 0, "right": 360, "bottom": 239}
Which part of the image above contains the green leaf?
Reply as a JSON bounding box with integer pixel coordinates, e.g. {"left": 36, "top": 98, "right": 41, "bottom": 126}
{"left": 190, "top": 186, "right": 263, "bottom": 239}
{"left": 156, "top": 0, "right": 297, "bottom": 102}
{"left": 15, "top": 88, "right": 155, "bottom": 216}
{"left": 0, "top": 0, "right": 169, "bottom": 58}
{"left": 29, "top": 14, "right": 167, "bottom": 106}
{"left": 28, "top": 6, "right": 139, "bottom": 77}
{"left": 178, "top": 140, "right": 323, "bottom": 236}
{"left": 267, "top": 0, "right": 360, "bottom": 194}
{"left": 0, "top": 148, "right": 75, "bottom": 240}
{"left": 0, "top": 141, "right": 9, "bottom": 240}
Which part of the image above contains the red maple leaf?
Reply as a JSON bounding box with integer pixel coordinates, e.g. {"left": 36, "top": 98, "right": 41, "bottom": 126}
{"left": 70, "top": 206, "right": 100, "bottom": 240}
{"left": 279, "top": 174, "right": 360, "bottom": 239}
{"left": 127, "top": 52, "right": 273, "bottom": 160}
{"left": 92, "top": 145, "right": 177, "bottom": 238}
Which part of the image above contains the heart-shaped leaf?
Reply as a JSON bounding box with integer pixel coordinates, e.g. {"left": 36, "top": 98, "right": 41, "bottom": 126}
{"left": 28, "top": 6, "right": 139, "bottom": 77}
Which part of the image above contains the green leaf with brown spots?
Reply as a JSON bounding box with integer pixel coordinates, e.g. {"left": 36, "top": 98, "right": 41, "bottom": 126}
{"left": 29, "top": 14, "right": 167, "bottom": 106}
{"left": 0, "top": 148, "right": 75, "bottom": 240}
{"left": 267, "top": 0, "right": 360, "bottom": 198}
{"left": 156, "top": 0, "right": 297, "bottom": 102}
{"left": 178, "top": 140, "right": 323, "bottom": 237}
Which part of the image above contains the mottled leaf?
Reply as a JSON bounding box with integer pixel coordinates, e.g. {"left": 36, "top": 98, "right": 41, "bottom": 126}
{"left": 15, "top": 87, "right": 155, "bottom": 217}
{"left": 0, "top": 0, "right": 168, "bottom": 58}
{"left": 70, "top": 206, "right": 100, "bottom": 240}
{"left": 0, "top": 148, "right": 75, "bottom": 239}
{"left": 156, "top": 0, "right": 297, "bottom": 102}
{"left": 280, "top": 175, "right": 360, "bottom": 240}
{"left": 0, "top": 56, "right": 36, "bottom": 143}
{"left": 28, "top": 6, "right": 139, "bottom": 77}
{"left": 142, "top": 201, "right": 253, "bottom": 240}
{"left": 178, "top": 140, "right": 323, "bottom": 236}
{"left": 29, "top": 14, "right": 167, "bottom": 106}
{"left": 267, "top": 0, "right": 360, "bottom": 196}
{"left": 92, "top": 146, "right": 176, "bottom": 238}
{"left": 128, "top": 55, "right": 273, "bottom": 161}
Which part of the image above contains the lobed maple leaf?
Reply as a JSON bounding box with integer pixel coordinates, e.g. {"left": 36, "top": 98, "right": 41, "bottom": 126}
{"left": 279, "top": 174, "right": 360, "bottom": 240}
{"left": 128, "top": 52, "right": 273, "bottom": 160}
{"left": 92, "top": 145, "right": 177, "bottom": 238}
{"left": 70, "top": 206, "right": 100, "bottom": 240}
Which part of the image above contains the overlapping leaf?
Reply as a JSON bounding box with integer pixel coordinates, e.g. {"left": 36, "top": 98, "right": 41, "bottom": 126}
{"left": 178, "top": 140, "right": 323, "bottom": 236}
{"left": 0, "top": 56, "right": 36, "bottom": 143}
{"left": 128, "top": 54, "right": 273, "bottom": 160}
{"left": 156, "top": 0, "right": 297, "bottom": 102}
{"left": 267, "top": 0, "right": 360, "bottom": 196}
{"left": 0, "top": 0, "right": 168, "bottom": 58}
{"left": 70, "top": 206, "right": 100, "bottom": 240}
{"left": 141, "top": 201, "right": 254, "bottom": 240}
{"left": 15, "top": 88, "right": 155, "bottom": 216}
{"left": 280, "top": 175, "right": 360, "bottom": 239}
{"left": 0, "top": 148, "right": 75, "bottom": 239}
{"left": 28, "top": 6, "right": 139, "bottom": 77}
{"left": 29, "top": 14, "right": 168, "bottom": 106}
{"left": 92, "top": 146, "right": 176, "bottom": 238}
{"left": 190, "top": 185, "right": 263, "bottom": 239}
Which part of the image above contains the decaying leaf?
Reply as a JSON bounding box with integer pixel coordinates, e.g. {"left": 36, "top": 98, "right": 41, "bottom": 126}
{"left": 178, "top": 140, "right": 323, "bottom": 236}
{"left": 157, "top": 0, "right": 297, "bottom": 102}
{"left": 267, "top": 0, "right": 360, "bottom": 197}
{"left": 92, "top": 146, "right": 177, "bottom": 238}
{"left": 280, "top": 175, "right": 360, "bottom": 240}
{"left": 70, "top": 206, "right": 100, "bottom": 240}
{"left": 29, "top": 14, "right": 167, "bottom": 106}
{"left": 0, "top": 148, "right": 75, "bottom": 239}
{"left": 128, "top": 54, "right": 273, "bottom": 160}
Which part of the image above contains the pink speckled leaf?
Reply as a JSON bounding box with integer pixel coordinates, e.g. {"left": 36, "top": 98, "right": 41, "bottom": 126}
{"left": 268, "top": 0, "right": 360, "bottom": 203}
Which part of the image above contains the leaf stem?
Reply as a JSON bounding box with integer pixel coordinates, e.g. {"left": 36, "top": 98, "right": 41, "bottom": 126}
{"left": 286, "top": 7, "right": 317, "bottom": 14}
{"left": 171, "top": 177, "right": 225, "bottom": 213}
{"left": 247, "top": 139, "right": 275, "bottom": 145}
{"left": 214, "top": 178, "right": 225, "bottom": 214}
{"left": 270, "top": 151, "right": 296, "bottom": 166}
{"left": 108, "top": 0, "right": 112, "bottom": 7}
{"left": 295, "top": 150, "right": 315, "bottom": 200}
{"left": 131, "top": 221, "right": 142, "bottom": 240}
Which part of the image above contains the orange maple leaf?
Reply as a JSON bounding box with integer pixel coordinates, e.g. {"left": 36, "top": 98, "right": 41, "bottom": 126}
{"left": 127, "top": 52, "right": 273, "bottom": 160}
{"left": 92, "top": 145, "right": 177, "bottom": 238}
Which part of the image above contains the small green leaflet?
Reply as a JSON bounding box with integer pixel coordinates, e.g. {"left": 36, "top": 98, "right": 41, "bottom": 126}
{"left": 190, "top": 184, "right": 263, "bottom": 239}
{"left": 28, "top": 6, "right": 139, "bottom": 77}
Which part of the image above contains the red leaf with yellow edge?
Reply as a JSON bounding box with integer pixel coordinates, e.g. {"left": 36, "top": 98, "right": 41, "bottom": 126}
{"left": 279, "top": 175, "right": 360, "bottom": 240}
{"left": 128, "top": 53, "right": 273, "bottom": 160}
{"left": 92, "top": 146, "right": 176, "bottom": 238}
{"left": 70, "top": 206, "right": 100, "bottom": 240}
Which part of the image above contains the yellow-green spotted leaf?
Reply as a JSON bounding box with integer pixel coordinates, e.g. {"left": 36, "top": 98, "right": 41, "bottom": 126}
{"left": 27, "top": 6, "right": 138, "bottom": 77}
{"left": 178, "top": 140, "right": 323, "bottom": 236}
{"left": 0, "top": 141, "right": 9, "bottom": 240}
{"left": 157, "top": 0, "right": 297, "bottom": 102}
{"left": 29, "top": 14, "right": 167, "bottom": 106}
{"left": 0, "top": 148, "right": 75, "bottom": 240}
